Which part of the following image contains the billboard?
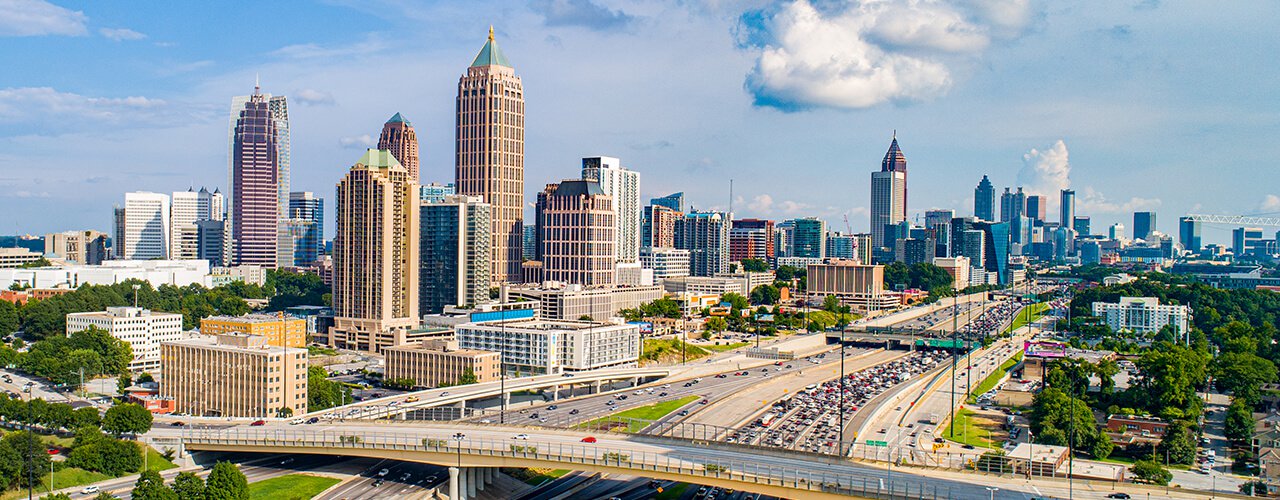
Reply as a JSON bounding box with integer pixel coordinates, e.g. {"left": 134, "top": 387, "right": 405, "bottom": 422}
{"left": 628, "top": 321, "right": 654, "bottom": 334}
{"left": 1023, "top": 340, "right": 1067, "bottom": 358}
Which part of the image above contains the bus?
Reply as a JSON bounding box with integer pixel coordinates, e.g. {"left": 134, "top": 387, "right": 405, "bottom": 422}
{"left": 760, "top": 413, "right": 778, "bottom": 427}
{"left": 805, "top": 384, "right": 818, "bottom": 394}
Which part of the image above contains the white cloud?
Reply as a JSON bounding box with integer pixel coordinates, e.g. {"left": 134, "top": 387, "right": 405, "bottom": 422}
{"left": 293, "top": 89, "right": 335, "bottom": 106}
{"left": 1017, "top": 139, "right": 1071, "bottom": 198}
{"left": 0, "top": 87, "right": 178, "bottom": 130}
{"left": 338, "top": 134, "right": 375, "bottom": 148}
{"left": 0, "top": 0, "right": 87, "bottom": 36}
{"left": 1259, "top": 194, "right": 1280, "bottom": 212}
{"left": 1077, "top": 186, "right": 1161, "bottom": 214}
{"left": 739, "top": 0, "right": 1035, "bottom": 110}
{"left": 747, "top": 194, "right": 773, "bottom": 212}
{"left": 271, "top": 35, "right": 388, "bottom": 59}
{"left": 99, "top": 27, "right": 145, "bottom": 41}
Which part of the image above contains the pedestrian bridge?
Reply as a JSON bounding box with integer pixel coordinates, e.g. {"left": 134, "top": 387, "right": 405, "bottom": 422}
{"left": 169, "top": 424, "right": 970, "bottom": 500}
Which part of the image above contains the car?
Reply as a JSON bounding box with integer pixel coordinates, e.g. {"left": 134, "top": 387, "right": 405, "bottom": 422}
{"left": 1105, "top": 494, "right": 1130, "bottom": 499}
{"left": 699, "top": 399, "right": 708, "bottom": 405}
{"left": 539, "top": 418, "right": 547, "bottom": 423}
{"left": 400, "top": 472, "right": 411, "bottom": 481}
{"left": 170, "top": 421, "right": 185, "bottom": 426}
{"left": 513, "top": 434, "right": 529, "bottom": 440}
{"left": 606, "top": 400, "right": 616, "bottom": 406}
{"left": 659, "top": 392, "right": 668, "bottom": 397}
{"left": 372, "top": 479, "right": 384, "bottom": 487}
{"left": 81, "top": 486, "right": 99, "bottom": 494}
{"left": 569, "top": 409, "right": 580, "bottom": 415}
{"left": 581, "top": 436, "right": 597, "bottom": 443}
{"left": 281, "top": 458, "right": 295, "bottom": 465}
{"left": 548, "top": 405, "right": 558, "bottom": 410}
{"left": 440, "top": 391, "right": 450, "bottom": 397}
{"left": 405, "top": 396, "right": 420, "bottom": 403}
{"left": 250, "top": 420, "right": 266, "bottom": 426}
{"left": 306, "top": 417, "right": 320, "bottom": 424}
{"left": 678, "top": 410, "right": 690, "bottom": 416}
{"left": 715, "top": 374, "right": 727, "bottom": 378}
{"left": 962, "top": 444, "right": 976, "bottom": 450}
{"left": 562, "top": 373, "right": 575, "bottom": 377}
{"left": 377, "top": 468, "right": 390, "bottom": 477}
{"left": 480, "top": 419, "right": 492, "bottom": 424}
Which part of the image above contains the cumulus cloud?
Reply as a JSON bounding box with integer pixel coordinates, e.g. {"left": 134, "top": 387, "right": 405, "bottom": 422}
{"left": 0, "top": 0, "right": 87, "bottom": 36}
{"left": 99, "top": 27, "right": 145, "bottom": 41}
{"left": 737, "top": 0, "right": 1034, "bottom": 111}
{"left": 1259, "top": 194, "right": 1280, "bottom": 212}
{"left": 338, "top": 134, "right": 375, "bottom": 148}
{"left": 272, "top": 35, "right": 387, "bottom": 59}
{"left": 0, "top": 87, "right": 180, "bottom": 132}
{"left": 743, "top": 193, "right": 814, "bottom": 216}
{"left": 1077, "top": 186, "right": 1161, "bottom": 214}
{"left": 1017, "top": 139, "right": 1070, "bottom": 199}
{"left": 747, "top": 194, "right": 773, "bottom": 212}
{"left": 293, "top": 89, "right": 335, "bottom": 106}
{"left": 531, "top": 0, "right": 635, "bottom": 30}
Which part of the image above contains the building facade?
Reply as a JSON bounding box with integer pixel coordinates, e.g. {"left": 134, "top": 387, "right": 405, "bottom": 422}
{"left": 228, "top": 85, "right": 290, "bottom": 268}
{"left": 331, "top": 149, "right": 420, "bottom": 353}
{"left": 170, "top": 187, "right": 225, "bottom": 261}
{"left": 582, "top": 156, "right": 641, "bottom": 263}
{"left": 642, "top": 204, "right": 680, "bottom": 249}
{"left": 639, "top": 247, "right": 690, "bottom": 281}
{"left": 790, "top": 217, "right": 826, "bottom": 259}
{"left": 456, "top": 29, "right": 524, "bottom": 283}
{"left": 1092, "top": 296, "right": 1190, "bottom": 336}
{"left": 160, "top": 333, "right": 307, "bottom": 418}
{"left": 420, "top": 194, "right": 491, "bottom": 315}
{"left": 43, "top": 230, "right": 109, "bottom": 265}
{"left": 675, "top": 211, "right": 730, "bottom": 277}
{"left": 378, "top": 112, "right": 420, "bottom": 182}
{"left": 974, "top": 175, "right": 995, "bottom": 221}
{"left": 384, "top": 338, "right": 500, "bottom": 388}
{"left": 806, "top": 260, "right": 892, "bottom": 310}
{"left": 121, "top": 192, "right": 171, "bottom": 260}
{"left": 455, "top": 319, "right": 640, "bottom": 374}
{"left": 730, "top": 218, "right": 775, "bottom": 263}
{"left": 870, "top": 135, "right": 907, "bottom": 249}
{"left": 538, "top": 180, "right": 617, "bottom": 287}
{"left": 1134, "top": 212, "right": 1158, "bottom": 241}
{"left": 199, "top": 313, "right": 306, "bottom": 348}
{"left": 66, "top": 307, "right": 183, "bottom": 373}
{"left": 288, "top": 192, "right": 324, "bottom": 266}
{"left": 1060, "top": 189, "right": 1076, "bottom": 229}
{"left": 502, "top": 283, "right": 663, "bottom": 321}
{"left": 1179, "top": 216, "right": 1202, "bottom": 253}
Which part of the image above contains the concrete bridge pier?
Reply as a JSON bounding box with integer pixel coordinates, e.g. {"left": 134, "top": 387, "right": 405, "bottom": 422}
{"left": 465, "top": 467, "right": 478, "bottom": 498}
{"left": 591, "top": 380, "right": 601, "bottom": 393}
{"left": 449, "top": 466, "right": 460, "bottom": 500}
{"left": 552, "top": 384, "right": 560, "bottom": 400}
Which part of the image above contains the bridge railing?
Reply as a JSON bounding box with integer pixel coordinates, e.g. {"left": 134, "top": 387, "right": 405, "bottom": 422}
{"left": 179, "top": 427, "right": 958, "bottom": 499}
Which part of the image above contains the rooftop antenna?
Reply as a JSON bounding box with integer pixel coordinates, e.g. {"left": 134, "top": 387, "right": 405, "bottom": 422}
{"left": 254, "top": 74, "right": 261, "bottom": 94}
{"left": 729, "top": 178, "right": 734, "bottom": 216}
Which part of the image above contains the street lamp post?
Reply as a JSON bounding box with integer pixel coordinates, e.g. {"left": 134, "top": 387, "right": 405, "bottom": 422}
{"left": 985, "top": 486, "right": 999, "bottom": 500}
{"left": 500, "top": 315, "right": 507, "bottom": 425}
{"left": 949, "top": 294, "right": 958, "bottom": 439}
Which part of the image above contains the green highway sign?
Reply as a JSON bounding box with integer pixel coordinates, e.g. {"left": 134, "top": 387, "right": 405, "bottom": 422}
{"left": 866, "top": 440, "right": 888, "bottom": 447}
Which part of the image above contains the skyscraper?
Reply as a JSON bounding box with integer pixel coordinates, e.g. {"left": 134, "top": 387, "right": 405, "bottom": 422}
{"left": 1024, "top": 195, "right": 1047, "bottom": 222}
{"left": 170, "top": 187, "right": 224, "bottom": 260}
{"left": 790, "top": 217, "right": 826, "bottom": 258}
{"left": 420, "top": 183, "right": 456, "bottom": 204}
{"left": 675, "top": 211, "right": 730, "bottom": 277}
{"left": 288, "top": 192, "right": 324, "bottom": 266}
{"left": 974, "top": 175, "right": 995, "bottom": 221}
{"left": 650, "top": 192, "right": 684, "bottom": 212}
{"left": 870, "top": 134, "right": 907, "bottom": 249}
{"left": 1060, "top": 189, "right": 1076, "bottom": 228}
{"left": 581, "top": 156, "right": 641, "bottom": 263}
{"left": 331, "top": 149, "right": 420, "bottom": 353}
{"left": 537, "top": 180, "right": 616, "bottom": 286}
{"left": 456, "top": 28, "right": 524, "bottom": 283}
{"left": 228, "top": 83, "right": 290, "bottom": 268}
{"left": 420, "top": 194, "right": 491, "bottom": 315}
{"left": 378, "top": 113, "right": 419, "bottom": 182}
{"left": 730, "top": 218, "right": 775, "bottom": 263}
{"left": 121, "top": 192, "right": 170, "bottom": 260}
{"left": 642, "top": 204, "right": 680, "bottom": 249}
{"left": 1073, "top": 216, "right": 1091, "bottom": 237}
{"left": 999, "top": 187, "right": 1025, "bottom": 222}
{"left": 1133, "top": 212, "right": 1157, "bottom": 241}
{"left": 1178, "top": 216, "right": 1202, "bottom": 253}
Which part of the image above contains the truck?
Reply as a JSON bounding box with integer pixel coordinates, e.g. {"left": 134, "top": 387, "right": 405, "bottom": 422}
{"left": 759, "top": 412, "right": 778, "bottom": 427}
{"left": 926, "top": 413, "right": 939, "bottom": 425}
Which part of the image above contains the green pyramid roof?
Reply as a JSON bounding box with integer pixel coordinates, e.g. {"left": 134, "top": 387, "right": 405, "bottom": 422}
{"left": 386, "top": 112, "right": 411, "bottom": 126}
{"left": 470, "top": 27, "right": 511, "bottom": 68}
{"left": 358, "top": 148, "right": 405, "bottom": 171}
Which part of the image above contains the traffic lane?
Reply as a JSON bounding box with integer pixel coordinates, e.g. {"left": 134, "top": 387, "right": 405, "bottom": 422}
{"left": 344, "top": 460, "right": 445, "bottom": 500}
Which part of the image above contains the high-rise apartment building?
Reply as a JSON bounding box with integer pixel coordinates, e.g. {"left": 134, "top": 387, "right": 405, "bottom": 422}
{"left": 974, "top": 175, "right": 995, "bottom": 221}
{"left": 826, "top": 233, "right": 857, "bottom": 260}
{"left": 44, "top": 230, "right": 108, "bottom": 265}
{"left": 522, "top": 225, "right": 537, "bottom": 261}
{"left": 378, "top": 113, "right": 419, "bottom": 182}
{"left": 160, "top": 333, "right": 307, "bottom": 418}
{"left": 1178, "top": 217, "right": 1201, "bottom": 253}
{"left": 639, "top": 247, "right": 690, "bottom": 280}
{"left": 1133, "top": 212, "right": 1157, "bottom": 241}
{"left": 228, "top": 84, "right": 290, "bottom": 268}
{"left": 121, "top": 192, "right": 170, "bottom": 260}
{"left": 729, "top": 218, "right": 775, "bottom": 263}
{"left": 581, "top": 156, "right": 640, "bottom": 263}
{"left": 642, "top": 204, "right": 680, "bottom": 249}
{"left": 870, "top": 135, "right": 907, "bottom": 249}
{"left": 538, "top": 180, "right": 616, "bottom": 286}
{"left": 420, "top": 183, "right": 456, "bottom": 204}
{"left": 288, "top": 192, "right": 324, "bottom": 266}
{"left": 331, "top": 149, "right": 420, "bottom": 353}
{"left": 1000, "top": 187, "right": 1025, "bottom": 222}
{"left": 67, "top": 306, "right": 183, "bottom": 373}
{"left": 456, "top": 29, "right": 524, "bottom": 283}
{"left": 1024, "top": 195, "right": 1047, "bottom": 222}
{"left": 675, "top": 211, "right": 731, "bottom": 277}
{"left": 790, "top": 217, "right": 826, "bottom": 258}
{"left": 1060, "top": 189, "right": 1076, "bottom": 228}
{"left": 650, "top": 192, "right": 683, "bottom": 212}
{"left": 171, "top": 187, "right": 225, "bottom": 260}
{"left": 420, "top": 194, "right": 491, "bottom": 315}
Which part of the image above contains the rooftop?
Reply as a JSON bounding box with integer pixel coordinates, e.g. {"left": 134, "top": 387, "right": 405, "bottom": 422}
{"left": 470, "top": 26, "right": 512, "bottom": 68}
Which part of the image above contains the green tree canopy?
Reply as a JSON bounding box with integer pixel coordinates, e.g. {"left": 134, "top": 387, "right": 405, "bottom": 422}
{"left": 205, "top": 461, "right": 249, "bottom": 500}
{"left": 132, "top": 470, "right": 178, "bottom": 500}
{"left": 741, "top": 259, "right": 769, "bottom": 272}
{"left": 170, "top": 471, "right": 206, "bottom": 499}
{"left": 0, "top": 300, "right": 17, "bottom": 335}
{"left": 103, "top": 403, "right": 153, "bottom": 437}
{"left": 704, "top": 317, "right": 728, "bottom": 333}
{"left": 1156, "top": 420, "right": 1198, "bottom": 465}
{"left": 1224, "top": 398, "right": 1255, "bottom": 443}
{"left": 1029, "top": 388, "right": 1113, "bottom": 459}
{"left": 1130, "top": 460, "right": 1172, "bottom": 485}
{"left": 721, "top": 293, "right": 749, "bottom": 311}
{"left": 1213, "top": 351, "right": 1278, "bottom": 407}
{"left": 750, "top": 285, "right": 780, "bottom": 306}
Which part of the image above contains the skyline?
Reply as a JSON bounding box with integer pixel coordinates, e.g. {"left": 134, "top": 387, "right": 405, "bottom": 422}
{"left": 2, "top": 1, "right": 1278, "bottom": 246}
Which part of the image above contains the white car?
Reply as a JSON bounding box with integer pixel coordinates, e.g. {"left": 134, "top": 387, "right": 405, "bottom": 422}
{"left": 81, "top": 486, "right": 100, "bottom": 494}
{"left": 377, "top": 468, "right": 390, "bottom": 477}
{"left": 513, "top": 434, "right": 530, "bottom": 440}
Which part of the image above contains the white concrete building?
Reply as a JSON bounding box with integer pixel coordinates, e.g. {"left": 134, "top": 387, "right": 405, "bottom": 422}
{"left": 501, "top": 283, "right": 663, "bottom": 321}
{"left": 931, "top": 256, "right": 971, "bottom": 290}
{"left": 0, "top": 260, "right": 212, "bottom": 290}
{"left": 776, "top": 256, "right": 823, "bottom": 269}
{"left": 66, "top": 306, "right": 184, "bottom": 373}
{"left": 640, "top": 247, "right": 690, "bottom": 281}
{"left": 661, "top": 275, "right": 749, "bottom": 296}
{"left": 170, "top": 187, "right": 224, "bottom": 260}
{"left": 1092, "top": 296, "right": 1190, "bottom": 335}
{"left": 121, "top": 192, "right": 171, "bottom": 260}
{"left": 0, "top": 248, "right": 43, "bottom": 268}
{"left": 581, "top": 156, "right": 641, "bottom": 263}
{"left": 455, "top": 319, "right": 640, "bottom": 374}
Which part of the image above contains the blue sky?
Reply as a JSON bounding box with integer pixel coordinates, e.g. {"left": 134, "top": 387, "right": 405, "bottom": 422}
{"left": 0, "top": 0, "right": 1277, "bottom": 246}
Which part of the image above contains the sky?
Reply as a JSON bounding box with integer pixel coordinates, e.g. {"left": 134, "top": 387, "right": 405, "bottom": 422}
{"left": 1, "top": 0, "right": 1277, "bottom": 246}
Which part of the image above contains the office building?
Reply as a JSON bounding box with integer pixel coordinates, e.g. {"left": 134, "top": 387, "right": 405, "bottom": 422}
{"left": 160, "top": 333, "right": 307, "bottom": 418}
{"left": 650, "top": 192, "right": 683, "bottom": 212}
{"left": 66, "top": 306, "right": 183, "bottom": 373}
{"left": 286, "top": 192, "right": 323, "bottom": 266}
{"left": 420, "top": 194, "right": 491, "bottom": 315}
{"left": 774, "top": 220, "right": 795, "bottom": 258}
{"left": 974, "top": 175, "right": 995, "bottom": 221}
{"left": 502, "top": 283, "right": 662, "bottom": 321}
{"left": 199, "top": 313, "right": 306, "bottom": 348}
{"left": 456, "top": 28, "right": 524, "bottom": 283}
{"left": 377, "top": 112, "right": 419, "bottom": 182}
{"left": 1000, "top": 187, "right": 1026, "bottom": 222}
{"left": 1133, "top": 212, "right": 1157, "bottom": 241}
{"left": 1025, "top": 195, "right": 1047, "bottom": 222}
{"left": 1233, "top": 227, "right": 1267, "bottom": 257}
{"left": 228, "top": 84, "right": 290, "bottom": 268}
{"left": 1060, "top": 189, "right": 1076, "bottom": 229}
{"left": 43, "top": 230, "right": 108, "bottom": 265}
{"left": 806, "top": 260, "right": 895, "bottom": 311}
{"left": 420, "top": 183, "right": 456, "bottom": 204}
{"left": 581, "top": 156, "right": 640, "bottom": 263}
{"left": 455, "top": 319, "right": 640, "bottom": 374}
{"left": 331, "top": 149, "right": 420, "bottom": 353}
{"left": 642, "top": 204, "right": 679, "bottom": 249}
{"left": 925, "top": 209, "right": 954, "bottom": 256}
{"left": 1109, "top": 223, "right": 1126, "bottom": 241}
{"left": 853, "top": 234, "right": 873, "bottom": 264}
{"left": 870, "top": 134, "right": 907, "bottom": 249}
{"left": 121, "top": 192, "right": 171, "bottom": 260}
{"left": 171, "top": 187, "right": 225, "bottom": 261}
{"left": 1092, "top": 297, "right": 1190, "bottom": 336}
{"left": 790, "top": 218, "right": 826, "bottom": 258}
{"left": 675, "top": 211, "right": 731, "bottom": 277}
{"left": 973, "top": 221, "right": 1011, "bottom": 283}
{"left": 897, "top": 238, "right": 930, "bottom": 265}
{"left": 1178, "top": 217, "right": 1202, "bottom": 254}
{"left": 639, "top": 247, "right": 690, "bottom": 281}
{"left": 931, "top": 257, "right": 970, "bottom": 290}
{"left": 537, "top": 180, "right": 616, "bottom": 286}
{"left": 826, "top": 233, "right": 857, "bottom": 260}
{"left": 193, "top": 220, "right": 226, "bottom": 266}
{"left": 522, "top": 225, "right": 537, "bottom": 261}
{"left": 730, "top": 218, "right": 775, "bottom": 263}
{"left": 1073, "top": 216, "right": 1091, "bottom": 237}
{"left": 385, "top": 338, "right": 500, "bottom": 388}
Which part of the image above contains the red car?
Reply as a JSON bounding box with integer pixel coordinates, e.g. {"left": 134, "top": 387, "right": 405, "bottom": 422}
{"left": 580, "top": 436, "right": 597, "bottom": 443}
{"left": 250, "top": 420, "right": 266, "bottom": 426}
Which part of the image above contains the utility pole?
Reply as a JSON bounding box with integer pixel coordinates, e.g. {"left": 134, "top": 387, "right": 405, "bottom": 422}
{"left": 949, "top": 293, "right": 958, "bottom": 439}
{"left": 500, "top": 313, "right": 507, "bottom": 425}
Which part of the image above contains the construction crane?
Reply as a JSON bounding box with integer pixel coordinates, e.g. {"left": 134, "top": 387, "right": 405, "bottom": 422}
{"left": 842, "top": 214, "right": 853, "bottom": 234}
{"left": 1185, "top": 214, "right": 1280, "bottom": 227}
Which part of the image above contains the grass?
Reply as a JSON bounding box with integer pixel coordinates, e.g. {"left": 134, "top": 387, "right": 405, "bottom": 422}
{"left": 640, "top": 339, "right": 711, "bottom": 364}
{"left": 247, "top": 473, "right": 341, "bottom": 500}
{"left": 505, "top": 468, "right": 571, "bottom": 486}
{"left": 0, "top": 468, "right": 112, "bottom": 500}
{"left": 578, "top": 396, "right": 701, "bottom": 433}
{"left": 1004, "top": 303, "right": 1050, "bottom": 334}
{"left": 142, "top": 443, "right": 178, "bottom": 472}
{"left": 942, "top": 408, "right": 1002, "bottom": 449}
{"left": 655, "top": 482, "right": 690, "bottom": 499}
{"left": 703, "top": 342, "right": 749, "bottom": 352}
{"left": 307, "top": 345, "right": 338, "bottom": 356}
{"left": 969, "top": 351, "right": 1022, "bottom": 403}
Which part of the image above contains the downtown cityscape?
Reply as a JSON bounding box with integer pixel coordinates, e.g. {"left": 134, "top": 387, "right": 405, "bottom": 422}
{"left": 0, "top": 1, "right": 1278, "bottom": 500}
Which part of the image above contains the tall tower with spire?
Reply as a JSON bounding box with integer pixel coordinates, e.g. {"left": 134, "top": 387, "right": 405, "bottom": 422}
{"left": 456, "top": 27, "right": 525, "bottom": 283}
{"left": 869, "top": 132, "right": 908, "bottom": 250}
{"left": 378, "top": 113, "right": 419, "bottom": 182}
{"left": 228, "top": 83, "right": 290, "bottom": 268}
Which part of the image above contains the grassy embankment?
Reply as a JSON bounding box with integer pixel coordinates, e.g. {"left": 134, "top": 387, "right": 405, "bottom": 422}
{"left": 246, "top": 473, "right": 342, "bottom": 500}
{"left": 577, "top": 396, "right": 702, "bottom": 433}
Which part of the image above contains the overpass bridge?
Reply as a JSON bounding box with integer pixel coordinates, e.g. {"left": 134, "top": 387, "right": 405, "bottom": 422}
{"left": 165, "top": 422, "right": 1017, "bottom": 500}
{"left": 301, "top": 367, "right": 675, "bottom": 421}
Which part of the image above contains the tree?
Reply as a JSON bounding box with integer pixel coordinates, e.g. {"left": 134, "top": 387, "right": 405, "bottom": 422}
{"left": 741, "top": 259, "right": 769, "bottom": 272}
{"left": 1029, "top": 388, "right": 1113, "bottom": 459}
{"left": 458, "top": 367, "right": 479, "bottom": 385}
{"left": 577, "top": 315, "right": 594, "bottom": 321}
{"left": 19, "top": 257, "right": 51, "bottom": 268}
{"left": 704, "top": 317, "right": 728, "bottom": 333}
{"left": 39, "top": 494, "right": 72, "bottom": 500}
{"left": 1130, "top": 342, "right": 1208, "bottom": 420}
{"left": 0, "top": 300, "right": 17, "bottom": 335}
{"left": 308, "top": 365, "right": 349, "bottom": 411}
{"left": 1157, "top": 421, "right": 1197, "bottom": 465}
{"left": 1224, "top": 399, "right": 1255, "bottom": 443}
{"left": 132, "top": 470, "right": 178, "bottom": 500}
{"left": 102, "top": 403, "right": 153, "bottom": 437}
{"left": 721, "top": 293, "right": 749, "bottom": 311}
{"left": 205, "top": 461, "right": 248, "bottom": 500}
{"left": 1213, "top": 351, "right": 1278, "bottom": 407}
{"left": 821, "top": 295, "right": 840, "bottom": 313}
{"left": 2, "top": 431, "right": 50, "bottom": 488}
{"left": 1130, "top": 460, "right": 1172, "bottom": 485}
{"left": 775, "top": 265, "right": 801, "bottom": 282}
{"left": 750, "top": 285, "right": 780, "bottom": 306}
{"left": 72, "top": 406, "right": 102, "bottom": 429}
{"left": 170, "top": 471, "right": 206, "bottom": 499}
{"left": 275, "top": 407, "right": 293, "bottom": 418}
{"left": 95, "top": 493, "right": 115, "bottom": 500}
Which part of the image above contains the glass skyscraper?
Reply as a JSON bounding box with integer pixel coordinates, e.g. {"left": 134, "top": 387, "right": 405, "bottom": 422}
{"left": 228, "top": 84, "right": 290, "bottom": 268}
{"left": 289, "top": 191, "right": 323, "bottom": 266}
